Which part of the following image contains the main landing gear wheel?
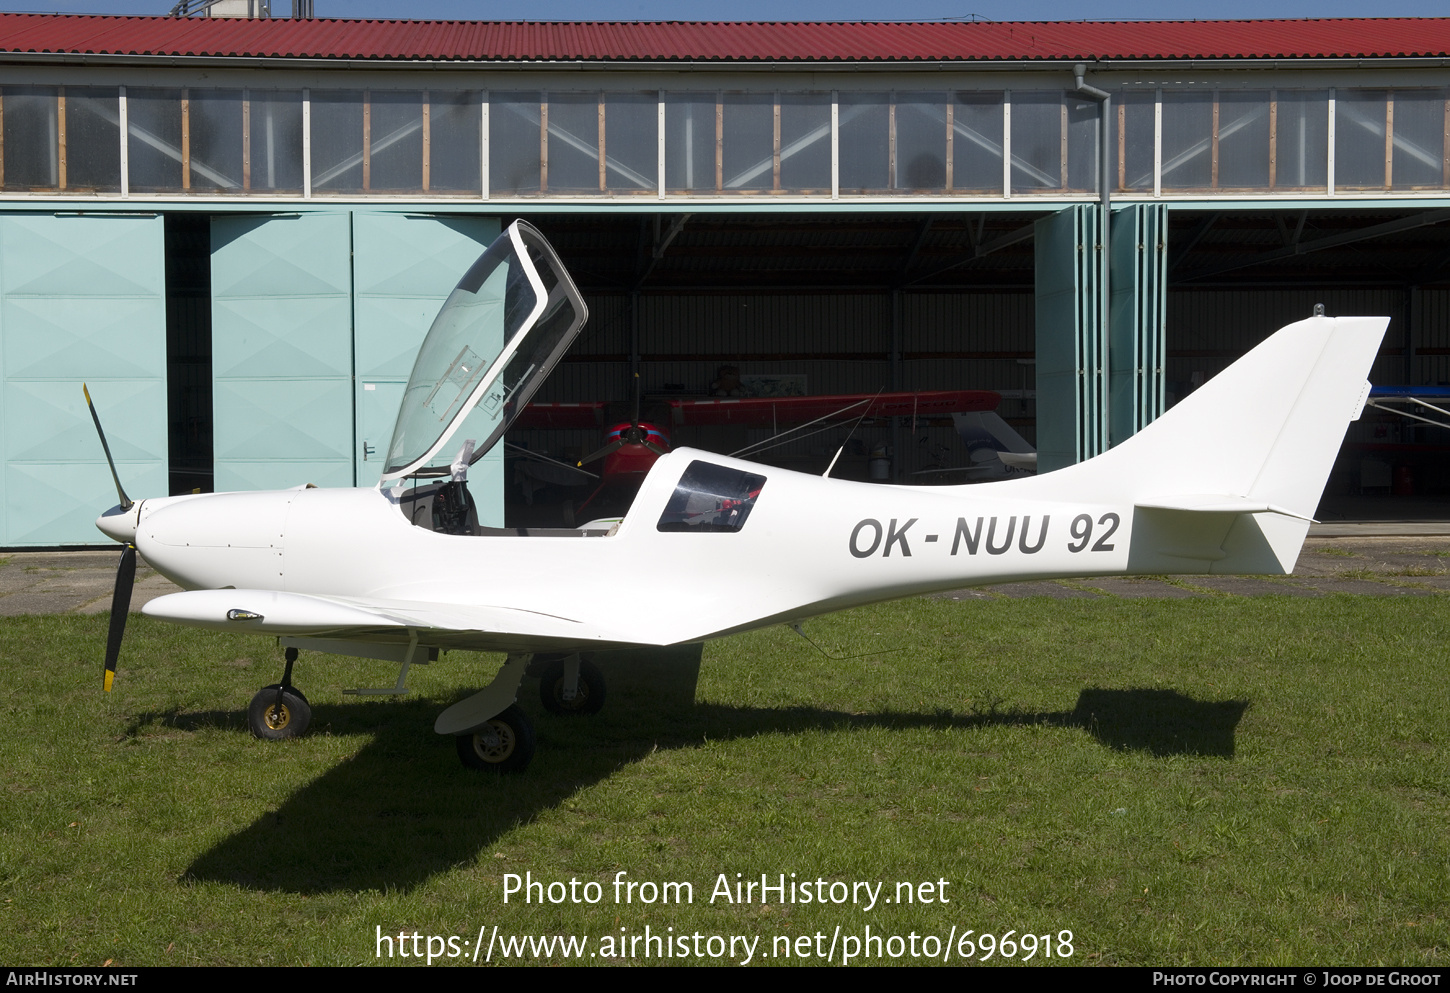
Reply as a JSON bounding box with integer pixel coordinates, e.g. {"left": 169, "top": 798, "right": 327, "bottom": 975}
{"left": 248, "top": 684, "right": 311, "bottom": 740}
{"left": 538, "top": 656, "right": 606, "bottom": 716}
{"left": 456, "top": 705, "right": 536, "bottom": 773}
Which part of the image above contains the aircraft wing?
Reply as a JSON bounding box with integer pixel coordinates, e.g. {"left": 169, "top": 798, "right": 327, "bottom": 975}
{"left": 141, "top": 589, "right": 644, "bottom": 653}
{"left": 515, "top": 392, "right": 1000, "bottom": 430}
{"left": 511, "top": 401, "right": 609, "bottom": 430}
{"left": 667, "top": 390, "right": 1000, "bottom": 426}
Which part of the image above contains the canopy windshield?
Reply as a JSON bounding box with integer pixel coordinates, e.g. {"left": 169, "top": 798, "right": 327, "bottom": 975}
{"left": 383, "top": 221, "right": 588, "bottom": 480}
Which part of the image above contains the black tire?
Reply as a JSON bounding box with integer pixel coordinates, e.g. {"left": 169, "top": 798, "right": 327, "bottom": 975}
{"left": 538, "top": 657, "right": 606, "bottom": 716}
{"left": 456, "top": 705, "right": 536, "bottom": 773}
{"left": 248, "top": 685, "right": 311, "bottom": 740}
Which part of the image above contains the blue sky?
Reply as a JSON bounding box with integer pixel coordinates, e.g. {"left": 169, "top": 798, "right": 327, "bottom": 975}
{"left": 7, "top": 0, "right": 1450, "bottom": 21}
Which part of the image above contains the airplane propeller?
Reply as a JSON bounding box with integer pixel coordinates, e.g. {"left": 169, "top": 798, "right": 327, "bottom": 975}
{"left": 576, "top": 372, "right": 668, "bottom": 468}
{"left": 104, "top": 545, "right": 136, "bottom": 693}
{"left": 83, "top": 384, "right": 132, "bottom": 513}
{"left": 84, "top": 384, "right": 139, "bottom": 693}
{"left": 576, "top": 422, "right": 669, "bottom": 468}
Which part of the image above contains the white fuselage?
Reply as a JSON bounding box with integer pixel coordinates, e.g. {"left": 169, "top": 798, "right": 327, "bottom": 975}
{"left": 130, "top": 448, "right": 1142, "bottom": 651}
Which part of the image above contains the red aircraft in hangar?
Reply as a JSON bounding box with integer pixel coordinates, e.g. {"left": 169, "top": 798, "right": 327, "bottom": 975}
{"left": 514, "top": 390, "right": 1003, "bottom": 516}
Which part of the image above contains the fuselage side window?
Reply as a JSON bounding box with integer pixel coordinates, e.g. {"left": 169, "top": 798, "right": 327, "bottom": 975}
{"left": 657, "top": 461, "right": 767, "bottom": 533}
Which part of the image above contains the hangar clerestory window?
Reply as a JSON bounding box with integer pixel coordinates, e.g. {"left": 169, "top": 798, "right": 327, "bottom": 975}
{"left": 656, "top": 461, "right": 767, "bottom": 534}
{"left": 6, "top": 81, "right": 1450, "bottom": 201}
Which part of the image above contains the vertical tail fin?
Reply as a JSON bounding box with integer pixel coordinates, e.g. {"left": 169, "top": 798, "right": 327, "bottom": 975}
{"left": 1020, "top": 315, "right": 1387, "bottom": 574}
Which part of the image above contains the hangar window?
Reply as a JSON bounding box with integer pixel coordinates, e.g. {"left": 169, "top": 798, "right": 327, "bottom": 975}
{"left": 429, "top": 91, "right": 482, "bottom": 194}
{"left": 657, "top": 461, "right": 767, "bottom": 534}
{"left": 126, "top": 87, "right": 257, "bottom": 193}
{"left": 664, "top": 92, "right": 716, "bottom": 194}
{"left": 1390, "top": 90, "right": 1447, "bottom": 190}
{"left": 666, "top": 90, "right": 833, "bottom": 194}
{"left": 309, "top": 89, "right": 364, "bottom": 191}
{"left": 368, "top": 90, "right": 426, "bottom": 192}
{"left": 603, "top": 92, "right": 660, "bottom": 193}
{"left": 188, "top": 89, "right": 245, "bottom": 192}
{"left": 1160, "top": 90, "right": 1214, "bottom": 190}
{"left": 780, "top": 92, "right": 833, "bottom": 193}
{"left": 896, "top": 92, "right": 948, "bottom": 191}
{"left": 950, "top": 91, "right": 1004, "bottom": 194}
{"left": 1336, "top": 88, "right": 1447, "bottom": 190}
{"left": 722, "top": 91, "right": 776, "bottom": 191}
{"left": 121, "top": 87, "right": 301, "bottom": 194}
{"left": 1009, "top": 91, "right": 1099, "bottom": 195}
{"left": 488, "top": 91, "right": 658, "bottom": 196}
{"left": 62, "top": 87, "right": 121, "bottom": 192}
{"left": 838, "top": 92, "right": 890, "bottom": 192}
{"left": 14, "top": 77, "right": 1449, "bottom": 203}
{"left": 310, "top": 89, "right": 479, "bottom": 195}
{"left": 127, "top": 87, "right": 186, "bottom": 191}
{"left": 1117, "top": 89, "right": 1156, "bottom": 192}
{"left": 665, "top": 92, "right": 717, "bottom": 193}
{"left": 191, "top": 89, "right": 245, "bottom": 191}
{"left": 544, "top": 91, "right": 657, "bottom": 194}
{"left": 1273, "top": 91, "right": 1329, "bottom": 191}
{"left": 2, "top": 85, "right": 126, "bottom": 192}
{"left": 546, "top": 92, "right": 603, "bottom": 192}
{"left": 491, "top": 91, "right": 543, "bottom": 195}
{"left": 1, "top": 86, "right": 60, "bottom": 190}
{"left": 1217, "top": 91, "right": 1272, "bottom": 189}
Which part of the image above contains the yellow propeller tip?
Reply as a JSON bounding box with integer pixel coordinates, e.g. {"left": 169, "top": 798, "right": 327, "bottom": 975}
{"left": 103, "top": 670, "right": 114, "bottom": 693}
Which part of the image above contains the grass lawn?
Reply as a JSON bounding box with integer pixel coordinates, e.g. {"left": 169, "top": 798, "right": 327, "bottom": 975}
{"left": 0, "top": 594, "right": 1446, "bottom": 966}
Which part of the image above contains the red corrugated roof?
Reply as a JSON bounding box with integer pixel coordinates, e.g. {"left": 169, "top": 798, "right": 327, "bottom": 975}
{"left": 3, "top": 14, "right": 1450, "bottom": 62}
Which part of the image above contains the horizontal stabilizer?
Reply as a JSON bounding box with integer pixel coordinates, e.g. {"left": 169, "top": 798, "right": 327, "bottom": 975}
{"left": 1135, "top": 494, "right": 1316, "bottom": 523}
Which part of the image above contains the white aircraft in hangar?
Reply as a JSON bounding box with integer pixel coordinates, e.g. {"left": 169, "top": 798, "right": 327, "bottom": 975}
{"left": 88, "top": 220, "right": 1387, "bottom": 773}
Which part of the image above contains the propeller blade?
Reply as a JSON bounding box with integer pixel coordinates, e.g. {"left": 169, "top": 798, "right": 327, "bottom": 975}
{"left": 83, "top": 384, "right": 133, "bottom": 512}
{"left": 578, "top": 440, "right": 623, "bottom": 467}
{"left": 104, "top": 545, "right": 137, "bottom": 693}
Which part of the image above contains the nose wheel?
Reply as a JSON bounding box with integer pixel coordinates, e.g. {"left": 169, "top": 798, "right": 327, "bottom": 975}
{"left": 248, "top": 647, "right": 312, "bottom": 740}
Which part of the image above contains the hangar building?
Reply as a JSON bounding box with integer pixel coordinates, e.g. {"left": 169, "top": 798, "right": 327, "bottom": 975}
{"left": 2, "top": 14, "right": 1450, "bottom": 545}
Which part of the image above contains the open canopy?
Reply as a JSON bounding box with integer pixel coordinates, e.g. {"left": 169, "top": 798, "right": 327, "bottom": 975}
{"left": 382, "top": 220, "right": 589, "bottom": 481}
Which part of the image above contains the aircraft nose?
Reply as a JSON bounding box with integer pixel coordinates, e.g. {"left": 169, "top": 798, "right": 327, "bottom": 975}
{"left": 96, "top": 503, "right": 139, "bottom": 543}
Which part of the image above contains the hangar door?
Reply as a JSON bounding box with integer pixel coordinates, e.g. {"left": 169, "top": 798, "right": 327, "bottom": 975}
{"left": 0, "top": 213, "right": 167, "bottom": 546}
{"left": 211, "top": 211, "right": 500, "bottom": 518}
{"left": 1035, "top": 203, "right": 1167, "bottom": 472}
{"left": 212, "top": 212, "right": 355, "bottom": 492}
{"left": 1035, "top": 204, "right": 1105, "bottom": 474}
{"left": 351, "top": 212, "right": 501, "bottom": 515}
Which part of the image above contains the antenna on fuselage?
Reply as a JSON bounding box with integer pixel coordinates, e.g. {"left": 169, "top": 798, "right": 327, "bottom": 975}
{"left": 822, "top": 389, "right": 884, "bottom": 478}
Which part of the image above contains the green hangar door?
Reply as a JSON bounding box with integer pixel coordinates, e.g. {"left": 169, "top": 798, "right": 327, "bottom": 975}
{"left": 1034, "top": 203, "right": 1167, "bottom": 473}
{"left": 0, "top": 214, "right": 167, "bottom": 546}
{"left": 211, "top": 211, "right": 499, "bottom": 518}
{"left": 211, "top": 212, "right": 356, "bottom": 492}
{"left": 351, "top": 212, "right": 501, "bottom": 520}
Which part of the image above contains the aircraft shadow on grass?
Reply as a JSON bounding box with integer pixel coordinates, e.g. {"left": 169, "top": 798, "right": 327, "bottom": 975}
{"left": 139, "top": 686, "right": 1246, "bottom": 895}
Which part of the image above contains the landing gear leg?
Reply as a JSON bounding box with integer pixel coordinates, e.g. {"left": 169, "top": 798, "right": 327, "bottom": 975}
{"left": 248, "top": 646, "right": 312, "bottom": 740}
{"left": 538, "top": 654, "right": 606, "bottom": 716}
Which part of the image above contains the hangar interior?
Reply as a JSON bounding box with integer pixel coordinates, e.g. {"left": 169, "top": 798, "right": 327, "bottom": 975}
{"left": 5, "top": 15, "right": 1450, "bottom": 545}
{"left": 142, "top": 205, "right": 1450, "bottom": 533}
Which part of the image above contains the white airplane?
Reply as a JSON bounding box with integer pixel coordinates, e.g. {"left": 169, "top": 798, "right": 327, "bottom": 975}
{"left": 89, "top": 220, "right": 1387, "bottom": 773}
